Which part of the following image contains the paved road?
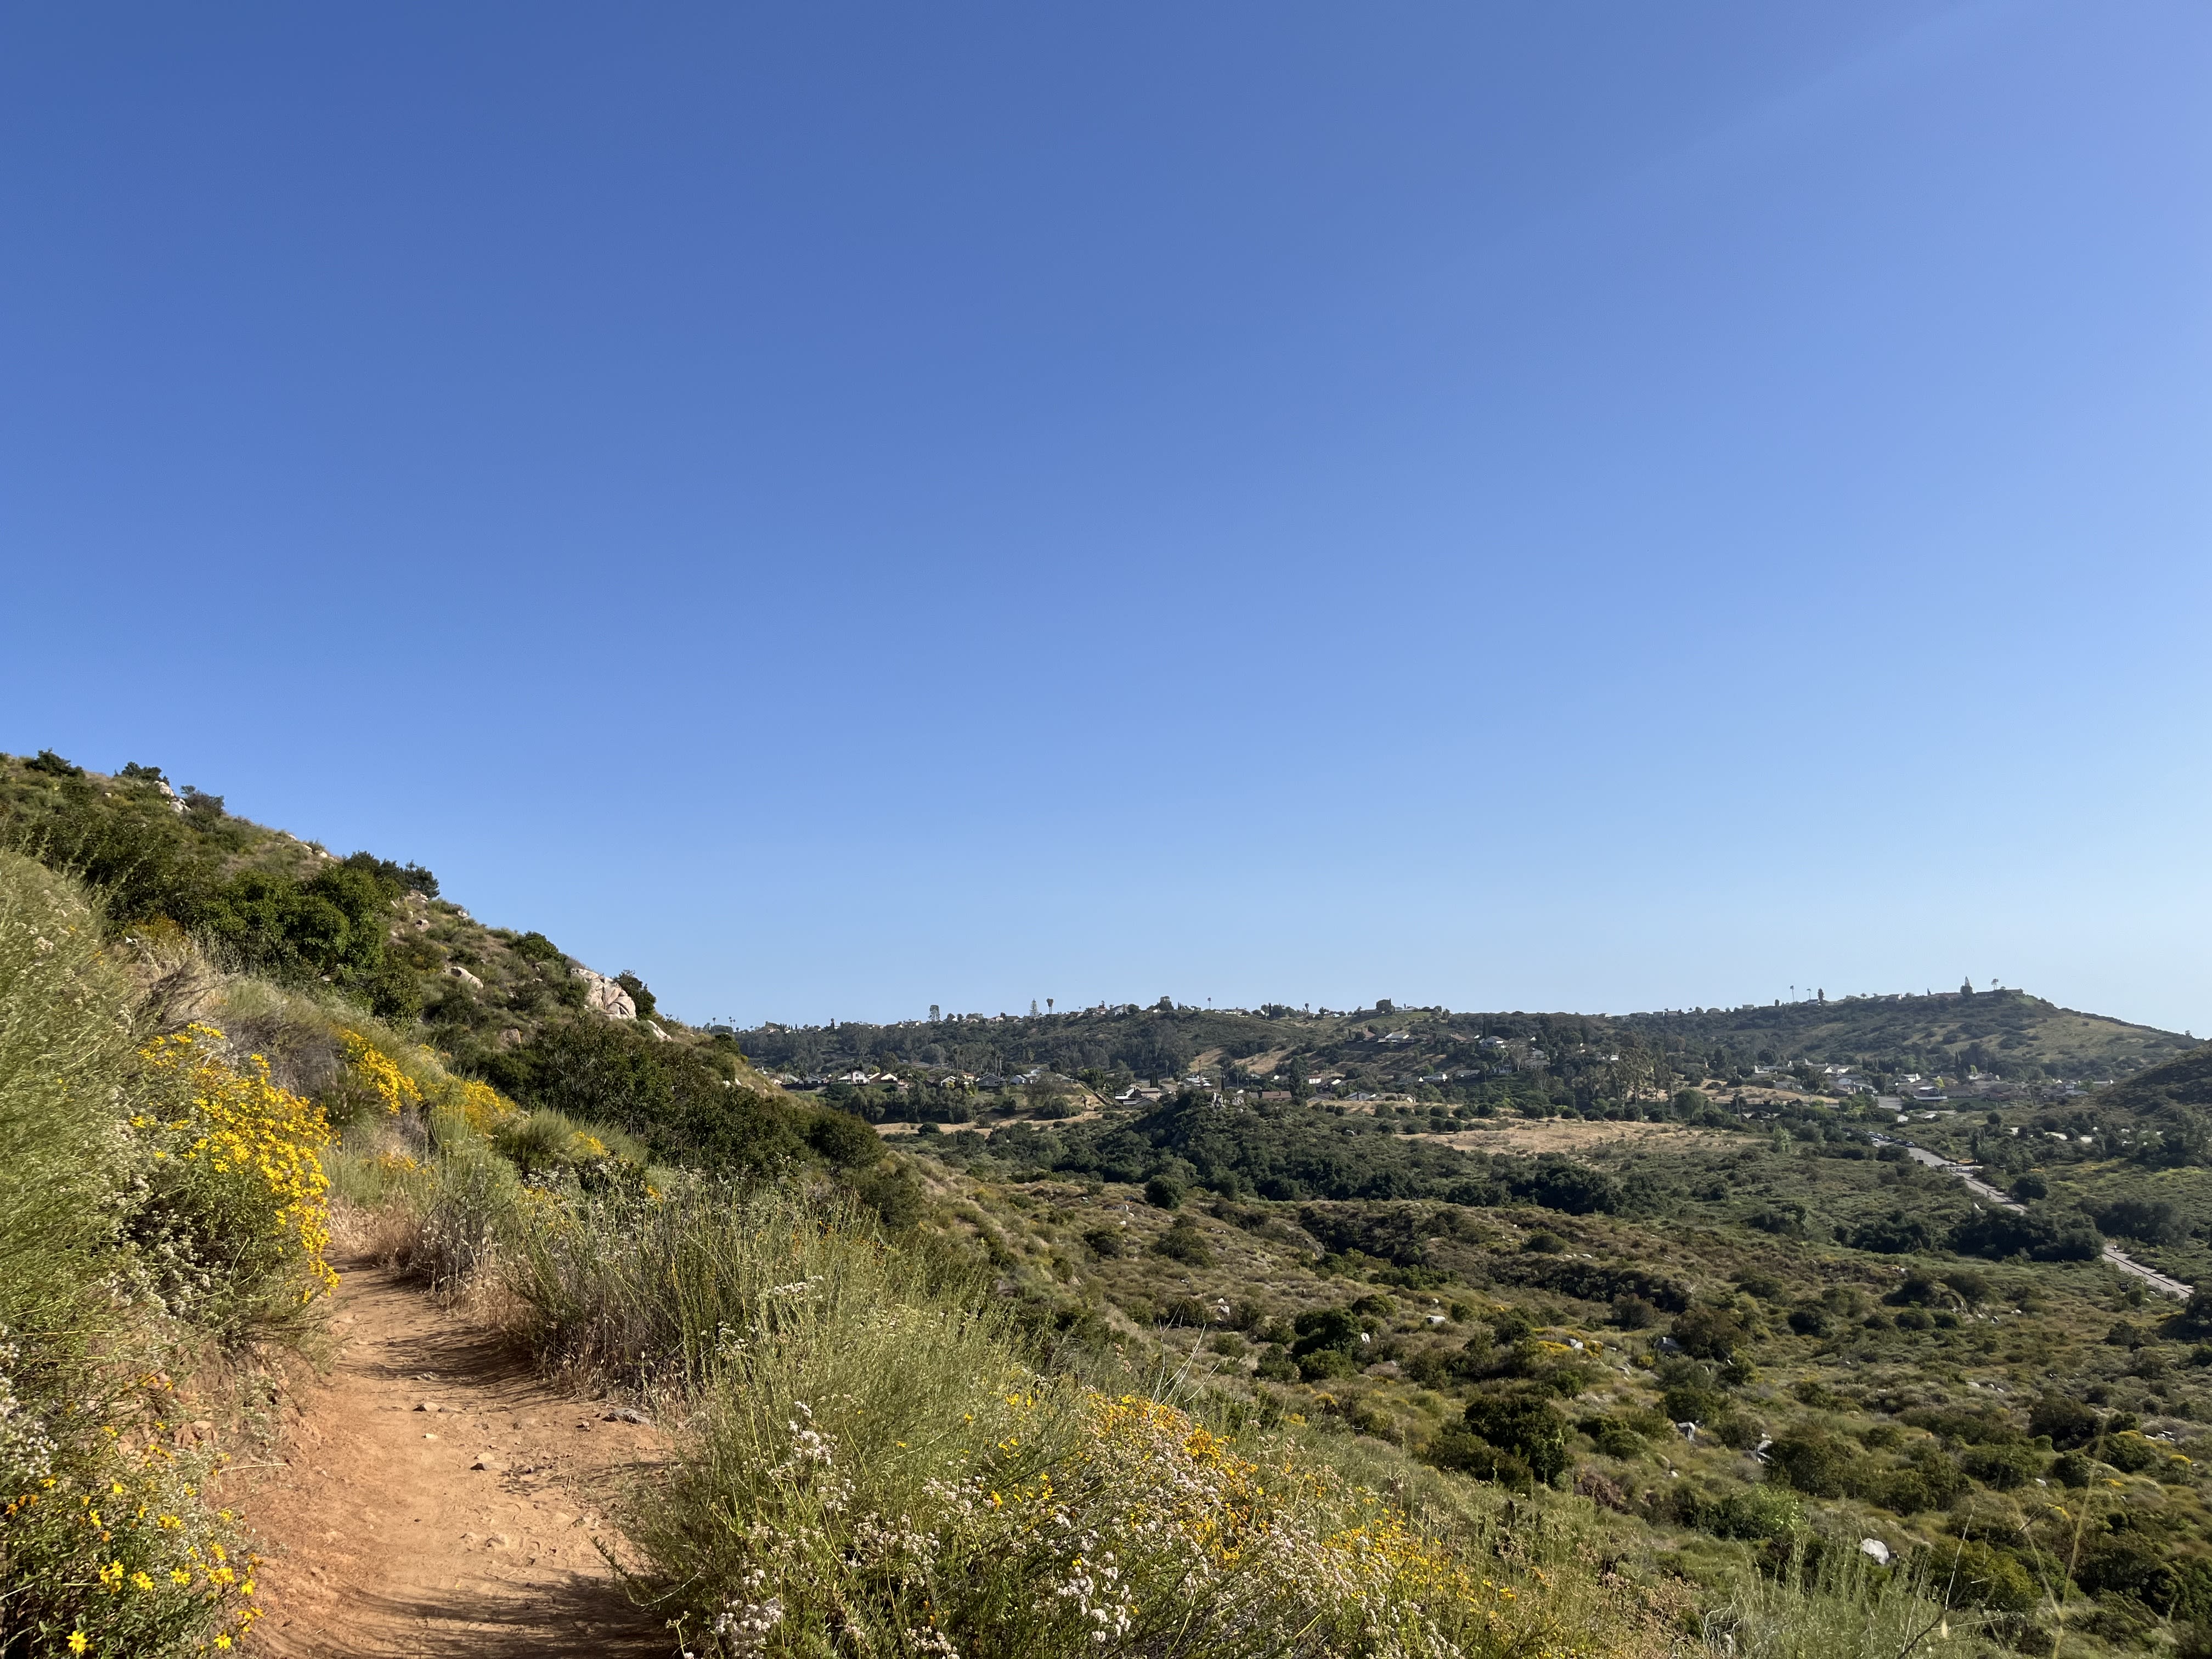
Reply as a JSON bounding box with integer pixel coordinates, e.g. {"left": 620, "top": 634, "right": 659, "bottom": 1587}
{"left": 1871, "top": 1134, "right": 2194, "bottom": 1300}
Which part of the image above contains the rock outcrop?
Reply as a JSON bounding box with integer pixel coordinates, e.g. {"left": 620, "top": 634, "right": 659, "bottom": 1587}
{"left": 568, "top": 964, "right": 636, "bottom": 1020}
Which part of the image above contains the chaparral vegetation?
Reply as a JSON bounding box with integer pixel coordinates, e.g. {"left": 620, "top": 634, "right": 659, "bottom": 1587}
{"left": 5, "top": 749, "right": 2211, "bottom": 1659}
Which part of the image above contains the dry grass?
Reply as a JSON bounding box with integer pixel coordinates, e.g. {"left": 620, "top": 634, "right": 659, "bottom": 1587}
{"left": 1418, "top": 1119, "right": 1738, "bottom": 1155}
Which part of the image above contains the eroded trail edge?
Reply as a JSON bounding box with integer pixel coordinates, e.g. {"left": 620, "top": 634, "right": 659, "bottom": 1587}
{"left": 228, "top": 1255, "right": 671, "bottom": 1658}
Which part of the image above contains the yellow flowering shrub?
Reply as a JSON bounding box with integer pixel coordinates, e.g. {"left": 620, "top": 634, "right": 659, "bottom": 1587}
{"left": 135, "top": 1024, "right": 338, "bottom": 1325}
{"left": 0, "top": 1383, "right": 263, "bottom": 1657}
{"left": 440, "top": 1076, "right": 520, "bottom": 1133}
{"left": 337, "top": 1030, "right": 423, "bottom": 1117}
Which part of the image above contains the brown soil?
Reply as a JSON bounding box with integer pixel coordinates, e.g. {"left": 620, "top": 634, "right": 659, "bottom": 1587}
{"left": 226, "top": 1256, "right": 673, "bottom": 1657}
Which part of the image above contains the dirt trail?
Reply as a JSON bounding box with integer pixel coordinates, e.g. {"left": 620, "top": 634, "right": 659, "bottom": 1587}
{"left": 228, "top": 1255, "right": 674, "bottom": 1657}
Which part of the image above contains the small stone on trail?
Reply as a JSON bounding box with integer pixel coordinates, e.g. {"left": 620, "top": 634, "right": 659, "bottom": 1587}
{"left": 422, "top": 1432, "right": 438, "bottom": 1441}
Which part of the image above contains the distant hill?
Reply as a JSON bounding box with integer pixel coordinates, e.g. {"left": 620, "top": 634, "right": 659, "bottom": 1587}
{"left": 1616, "top": 988, "right": 2194, "bottom": 1084}
{"left": 737, "top": 985, "right": 2195, "bottom": 1114}
{"left": 2084, "top": 1042, "right": 2212, "bottom": 1120}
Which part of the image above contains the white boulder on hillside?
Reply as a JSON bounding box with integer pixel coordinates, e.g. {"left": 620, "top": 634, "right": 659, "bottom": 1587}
{"left": 568, "top": 963, "right": 636, "bottom": 1019}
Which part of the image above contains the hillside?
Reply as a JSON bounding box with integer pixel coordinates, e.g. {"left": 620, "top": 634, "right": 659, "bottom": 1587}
{"left": 2092, "top": 1045, "right": 2212, "bottom": 1120}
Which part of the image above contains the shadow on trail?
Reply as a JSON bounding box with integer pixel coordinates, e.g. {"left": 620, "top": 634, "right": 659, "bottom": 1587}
{"left": 306, "top": 1574, "right": 672, "bottom": 1657}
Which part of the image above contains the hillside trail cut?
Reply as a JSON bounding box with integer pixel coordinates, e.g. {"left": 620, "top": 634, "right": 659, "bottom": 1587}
{"left": 229, "top": 1255, "right": 673, "bottom": 1657}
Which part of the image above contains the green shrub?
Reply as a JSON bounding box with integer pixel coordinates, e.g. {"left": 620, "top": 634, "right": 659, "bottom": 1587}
{"left": 1585, "top": 1415, "right": 1647, "bottom": 1458}
{"left": 1463, "top": 1390, "right": 1571, "bottom": 1485}
{"left": 1766, "top": 1431, "right": 1853, "bottom": 1498}
{"left": 806, "top": 1108, "right": 882, "bottom": 1169}
{"left": 1698, "top": 1485, "right": 1804, "bottom": 1542}
{"left": 1297, "top": 1348, "right": 1359, "bottom": 1383}
{"left": 844, "top": 1159, "right": 923, "bottom": 1230}
{"left": 1961, "top": 1443, "right": 2041, "bottom": 1490}
{"left": 1937, "top": 1540, "right": 2039, "bottom": 1613}
{"left": 1152, "top": 1218, "right": 1214, "bottom": 1266}
{"left": 1672, "top": 1305, "right": 1748, "bottom": 1361}
{"left": 1425, "top": 1427, "right": 1533, "bottom": 1487}
{"left": 2105, "top": 1432, "right": 2159, "bottom": 1474}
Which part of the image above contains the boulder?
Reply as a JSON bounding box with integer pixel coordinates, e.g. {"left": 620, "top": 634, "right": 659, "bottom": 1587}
{"left": 444, "top": 964, "right": 484, "bottom": 990}
{"left": 568, "top": 965, "right": 636, "bottom": 1020}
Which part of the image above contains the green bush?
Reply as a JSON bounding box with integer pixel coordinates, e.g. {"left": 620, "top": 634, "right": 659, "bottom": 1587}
{"left": 1152, "top": 1218, "right": 1214, "bottom": 1266}
{"left": 1937, "top": 1541, "right": 2039, "bottom": 1613}
{"left": 806, "top": 1108, "right": 883, "bottom": 1169}
{"left": 1961, "top": 1442, "right": 2041, "bottom": 1490}
{"left": 844, "top": 1159, "right": 924, "bottom": 1231}
{"left": 1765, "top": 1431, "right": 1854, "bottom": 1498}
{"left": 1297, "top": 1348, "right": 1359, "bottom": 1383}
{"left": 1671, "top": 1305, "right": 1748, "bottom": 1361}
{"left": 1697, "top": 1485, "right": 1804, "bottom": 1542}
{"left": 1463, "top": 1390, "right": 1570, "bottom": 1484}
{"left": 1426, "top": 1427, "right": 1534, "bottom": 1487}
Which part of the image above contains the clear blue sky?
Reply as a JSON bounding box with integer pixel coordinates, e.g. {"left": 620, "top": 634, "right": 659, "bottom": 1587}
{"left": 4, "top": 4, "right": 2207, "bottom": 1034}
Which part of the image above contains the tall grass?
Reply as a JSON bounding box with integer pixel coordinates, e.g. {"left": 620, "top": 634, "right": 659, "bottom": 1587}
{"left": 503, "top": 1176, "right": 968, "bottom": 1389}
{"left": 0, "top": 855, "right": 268, "bottom": 1656}
{"left": 485, "top": 1176, "right": 1615, "bottom": 1657}
{"left": 1702, "top": 1545, "right": 2009, "bottom": 1659}
{"left": 0, "top": 852, "right": 142, "bottom": 1335}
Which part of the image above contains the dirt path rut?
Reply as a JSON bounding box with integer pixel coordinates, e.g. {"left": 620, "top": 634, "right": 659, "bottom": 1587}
{"left": 229, "top": 1255, "right": 673, "bottom": 1657}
